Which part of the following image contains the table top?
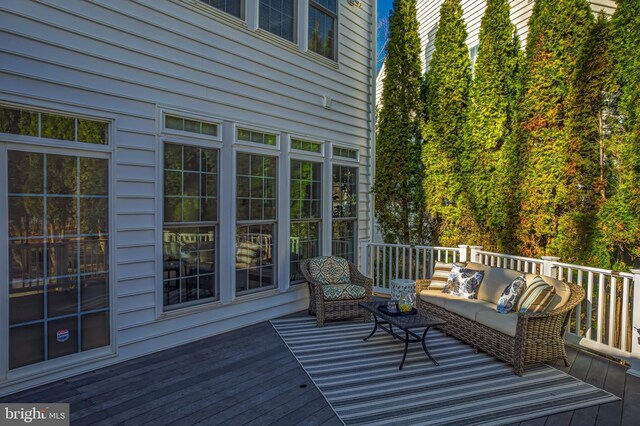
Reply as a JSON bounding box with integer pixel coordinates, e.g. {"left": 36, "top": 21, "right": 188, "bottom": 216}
{"left": 359, "top": 301, "right": 446, "bottom": 329}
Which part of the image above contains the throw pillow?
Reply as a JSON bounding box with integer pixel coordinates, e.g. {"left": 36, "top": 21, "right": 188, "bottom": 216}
{"left": 442, "top": 263, "right": 467, "bottom": 293}
{"left": 450, "top": 268, "right": 485, "bottom": 299}
{"left": 308, "top": 256, "right": 350, "bottom": 285}
{"left": 516, "top": 275, "right": 556, "bottom": 313}
{"left": 429, "top": 261, "right": 460, "bottom": 289}
{"left": 496, "top": 274, "right": 527, "bottom": 314}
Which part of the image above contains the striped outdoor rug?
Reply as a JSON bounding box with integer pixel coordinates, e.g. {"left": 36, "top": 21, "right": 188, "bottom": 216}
{"left": 271, "top": 317, "right": 619, "bottom": 426}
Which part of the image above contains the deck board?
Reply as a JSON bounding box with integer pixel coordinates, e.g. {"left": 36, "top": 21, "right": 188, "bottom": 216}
{"left": 1, "top": 314, "right": 637, "bottom": 426}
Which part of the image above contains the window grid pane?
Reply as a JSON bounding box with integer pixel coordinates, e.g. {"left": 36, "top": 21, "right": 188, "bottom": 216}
{"left": 164, "top": 115, "right": 218, "bottom": 137}
{"left": 199, "top": 0, "right": 243, "bottom": 19}
{"left": 163, "top": 144, "right": 219, "bottom": 309}
{"left": 291, "top": 138, "right": 322, "bottom": 153}
{"left": 8, "top": 151, "right": 110, "bottom": 370}
{"left": 236, "top": 224, "right": 276, "bottom": 293}
{"left": 332, "top": 219, "right": 356, "bottom": 263}
{"left": 308, "top": 5, "right": 335, "bottom": 60}
{"left": 259, "top": 0, "right": 295, "bottom": 42}
{"left": 332, "top": 165, "right": 357, "bottom": 219}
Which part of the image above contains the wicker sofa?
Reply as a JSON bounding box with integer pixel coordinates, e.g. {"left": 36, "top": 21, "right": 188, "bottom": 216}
{"left": 417, "top": 262, "right": 585, "bottom": 375}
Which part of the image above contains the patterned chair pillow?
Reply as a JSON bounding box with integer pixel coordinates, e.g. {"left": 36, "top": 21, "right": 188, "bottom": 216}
{"left": 496, "top": 274, "right": 527, "bottom": 314}
{"left": 322, "top": 284, "right": 366, "bottom": 301}
{"left": 516, "top": 275, "right": 556, "bottom": 313}
{"left": 309, "top": 256, "right": 350, "bottom": 285}
{"left": 450, "top": 268, "right": 485, "bottom": 299}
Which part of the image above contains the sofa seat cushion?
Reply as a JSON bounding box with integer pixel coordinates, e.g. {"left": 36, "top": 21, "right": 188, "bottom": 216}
{"left": 419, "top": 289, "right": 461, "bottom": 308}
{"left": 477, "top": 267, "right": 524, "bottom": 305}
{"left": 309, "top": 256, "right": 350, "bottom": 285}
{"left": 444, "top": 298, "right": 496, "bottom": 321}
{"left": 322, "top": 283, "right": 365, "bottom": 301}
{"left": 476, "top": 311, "right": 519, "bottom": 337}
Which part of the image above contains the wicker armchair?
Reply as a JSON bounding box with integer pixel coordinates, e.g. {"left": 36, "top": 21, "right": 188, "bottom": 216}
{"left": 300, "top": 257, "right": 373, "bottom": 327}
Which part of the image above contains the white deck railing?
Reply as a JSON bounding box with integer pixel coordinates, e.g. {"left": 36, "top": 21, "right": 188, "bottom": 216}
{"left": 361, "top": 242, "right": 640, "bottom": 376}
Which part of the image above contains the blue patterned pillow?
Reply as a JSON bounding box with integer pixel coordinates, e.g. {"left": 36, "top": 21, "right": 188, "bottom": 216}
{"left": 496, "top": 274, "right": 527, "bottom": 314}
{"left": 450, "top": 268, "right": 485, "bottom": 299}
{"left": 309, "top": 256, "right": 350, "bottom": 285}
{"left": 442, "top": 263, "right": 467, "bottom": 293}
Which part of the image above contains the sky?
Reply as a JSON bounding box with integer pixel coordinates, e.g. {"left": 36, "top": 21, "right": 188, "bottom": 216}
{"left": 377, "top": 0, "right": 394, "bottom": 72}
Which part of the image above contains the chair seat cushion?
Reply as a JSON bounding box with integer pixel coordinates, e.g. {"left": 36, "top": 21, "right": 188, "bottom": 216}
{"left": 476, "top": 311, "right": 519, "bottom": 337}
{"left": 419, "top": 289, "right": 462, "bottom": 308}
{"left": 322, "top": 283, "right": 366, "bottom": 301}
{"left": 309, "top": 256, "right": 350, "bottom": 285}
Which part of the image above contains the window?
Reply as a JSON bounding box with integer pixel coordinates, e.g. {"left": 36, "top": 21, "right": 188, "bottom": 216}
{"left": 165, "top": 115, "right": 218, "bottom": 137}
{"left": 163, "top": 144, "right": 218, "bottom": 309}
{"left": 308, "top": 0, "right": 337, "bottom": 60}
{"left": 7, "top": 151, "right": 110, "bottom": 369}
{"left": 259, "top": 0, "right": 296, "bottom": 42}
{"left": 199, "top": 0, "right": 243, "bottom": 19}
{"left": 332, "top": 165, "right": 357, "bottom": 262}
{"left": 237, "top": 128, "right": 277, "bottom": 146}
{"left": 0, "top": 106, "right": 108, "bottom": 144}
{"left": 291, "top": 138, "right": 322, "bottom": 154}
{"left": 236, "top": 153, "right": 277, "bottom": 294}
{"left": 333, "top": 146, "right": 358, "bottom": 160}
{"left": 290, "top": 160, "right": 322, "bottom": 282}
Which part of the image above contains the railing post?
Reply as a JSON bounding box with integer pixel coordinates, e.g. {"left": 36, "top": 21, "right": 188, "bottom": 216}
{"left": 360, "top": 240, "right": 370, "bottom": 276}
{"left": 541, "top": 256, "right": 560, "bottom": 278}
{"left": 629, "top": 269, "right": 640, "bottom": 377}
{"left": 468, "top": 246, "right": 483, "bottom": 263}
{"left": 458, "top": 245, "right": 468, "bottom": 263}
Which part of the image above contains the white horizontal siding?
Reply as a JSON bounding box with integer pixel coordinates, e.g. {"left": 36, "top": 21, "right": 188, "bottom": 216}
{"left": 0, "top": 0, "right": 373, "bottom": 395}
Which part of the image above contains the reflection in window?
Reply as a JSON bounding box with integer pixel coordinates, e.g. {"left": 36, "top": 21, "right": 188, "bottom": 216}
{"left": 332, "top": 165, "right": 357, "bottom": 263}
{"left": 259, "top": 0, "right": 295, "bottom": 42}
{"left": 236, "top": 153, "right": 277, "bottom": 294}
{"left": 7, "top": 151, "right": 109, "bottom": 370}
{"left": 290, "top": 160, "right": 321, "bottom": 283}
{"left": 308, "top": 0, "right": 337, "bottom": 60}
{"left": 0, "top": 106, "right": 108, "bottom": 144}
{"left": 198, "top": 0, "right": 243, "bottom": 19}
{"left": 163, "top": 144, "right": 218, "bottom": 309}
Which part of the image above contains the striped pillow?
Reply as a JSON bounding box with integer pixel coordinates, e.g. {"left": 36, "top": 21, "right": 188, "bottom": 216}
{"left": 429, "top": 261, "right": 455, "bottom": 289}
{"left": 516, "top": 276, "right": 556, "bottom": 313}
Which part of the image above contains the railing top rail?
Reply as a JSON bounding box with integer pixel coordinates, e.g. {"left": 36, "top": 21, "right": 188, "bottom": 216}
{"left": 475, "top": 250, "right": 544, "bottom": 264}
{"left": 550, "top": 261, "right": 635, "bottom": 278}
{"left": 364, "top": 242, "right": 459, "bottom": 251}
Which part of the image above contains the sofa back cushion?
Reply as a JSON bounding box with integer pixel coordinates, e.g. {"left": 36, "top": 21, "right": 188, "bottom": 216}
{"left": 525, "top": 274, "right": 571, "bottom": 311}
{"left": 477, "top": 267, "right": 524, "bottom": 305}
{"left": 309, "top": 256, "right": 350, "bottom": 285}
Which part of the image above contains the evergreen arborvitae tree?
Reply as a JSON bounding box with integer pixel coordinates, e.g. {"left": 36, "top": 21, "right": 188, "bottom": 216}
{"left": 515, "top": 0, "right": 593, "bottom": 258}
{"left": 374, "top": 0, "right": 428, "bottom": 244}
{"left": 594, "top": 0, "right": 640, "bottom": 269}
{"left": 422, "top": 0, "right": 474, "bottom": 246}
{"left": 465, "top": 0, "right": 523, "bottom": 252}
{"left": 561, "top": 13, "right": 616, "bottom": 264}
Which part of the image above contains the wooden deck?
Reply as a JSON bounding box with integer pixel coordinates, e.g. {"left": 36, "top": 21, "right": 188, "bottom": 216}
{"left": 1, "top": 314, "right": 639, "bottom": 426}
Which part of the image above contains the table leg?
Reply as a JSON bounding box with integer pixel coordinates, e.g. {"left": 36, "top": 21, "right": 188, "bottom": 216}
{"left": 421, "top": 326, "right": 439, "bottom": 366}
{"left": 399, "top": 329, "right": 409, "bottom": 370}
{"left": 363, "top": 314, "right": 378, "bottom": 341}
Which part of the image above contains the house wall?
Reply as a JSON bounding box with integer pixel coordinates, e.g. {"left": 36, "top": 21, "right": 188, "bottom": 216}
{"left": 0, "top": 0, "right": 374, "bottom": 395}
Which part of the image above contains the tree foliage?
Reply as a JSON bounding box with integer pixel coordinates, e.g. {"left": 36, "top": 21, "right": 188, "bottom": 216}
{"left": 515, "top": 0, "right": 593, "bottom": 259}
{"left": 374, "top": 0, "right": 428, "bottom": 244}
{"left": 422, "top": 0, "right": 474, "bottom": 246}
{"left": 593, "top": 0, "right": 640, "bottom": 269}
{"left": 465, "top": 0, "right": 524, "bottom": 252}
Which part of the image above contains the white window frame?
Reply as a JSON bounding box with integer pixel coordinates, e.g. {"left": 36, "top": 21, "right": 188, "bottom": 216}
{"left": 330, "top": 142, "right": 359, "bottom": 263}
{"left": 258, "top": 0, "right": 298, "bottom": 43}
{"left": 331, "top": 143, "right": 360, "bottom": 162}
{"left": 307, "top": 0, "right": 339, "bottom": 61}
{"left": 288, "top": 134, "right": 325, "bottom": 157}
{"left": 0, "top": 103, "right": 117, "bottom": 382}
{"left": 234, "top": 123, "right": 281, "bottom": 150}
{"left": 162, "top": 111, "right": 223, "bottom": 143}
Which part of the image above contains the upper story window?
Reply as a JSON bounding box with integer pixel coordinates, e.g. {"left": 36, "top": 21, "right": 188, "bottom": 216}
{"left": 259, "top": 0, "right": 296, "bottom": 42}
{"left": 0, "top": 106, "right": 108, "bottom": 145}
{"left": 308, "top": 0, "right": 337, "bottom": 60}
{"left": 199, "top": 0, "right": 244, "bottom": 19}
